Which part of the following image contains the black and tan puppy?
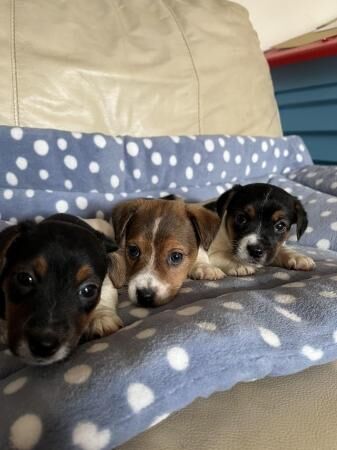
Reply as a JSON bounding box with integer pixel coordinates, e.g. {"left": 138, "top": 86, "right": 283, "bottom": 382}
{"left": 0, "top": 214, "right": 124, "bottom": 365}
{"left": 201, "top": 183, "right": 315, "bottom": 277}
{"left": 111, "top": 198, "right": 221, "bottom": 307}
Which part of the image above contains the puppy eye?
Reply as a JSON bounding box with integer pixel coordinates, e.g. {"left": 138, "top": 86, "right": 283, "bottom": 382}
{"left": 127, "top": 245, "right": 141, "bottom": 259}
{"left": 78, "top": 284, "right": 99, "bottom": 301}
{"left": 168, "top": 252, "right": 184, "bottom": 266}
{"left": 235, "top": 214, "right": 247, "bottom": 226}
{"left": 16, "top": 272, "right": 34, "bottom": 288}
{"left": 275, "top": 221, "right": 287, "bottom": 233}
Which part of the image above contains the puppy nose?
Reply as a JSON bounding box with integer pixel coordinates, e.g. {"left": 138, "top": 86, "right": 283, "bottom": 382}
{"left": 247, "top": 244, "right": 264, "bottom": 259}
{"left": 27, "top": 330, "right": 60, "bottom": 358}
{"left": 136, "top": 288, "right": 155, "bottom": 307}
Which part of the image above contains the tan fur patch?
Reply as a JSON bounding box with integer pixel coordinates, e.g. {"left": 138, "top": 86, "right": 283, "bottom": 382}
{"left": 272, "top": 209, "right": 286, "bottom": 222}
{"left": 32, "top": 256, "right": 48, "bottom": 278}
{"left": 244, "top": 205, "right": 256, "bottom": 219}
{"left": 76, "top": 264, "right": 93, "bottom": 284}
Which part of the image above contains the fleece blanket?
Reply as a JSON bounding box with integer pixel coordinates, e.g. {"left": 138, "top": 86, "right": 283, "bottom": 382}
{"left": 0, "top": 126, "right": 337, "bottom": 450}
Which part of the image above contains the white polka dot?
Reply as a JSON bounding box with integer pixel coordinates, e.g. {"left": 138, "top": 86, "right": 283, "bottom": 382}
{"left": 168, "top": 181, "right": 176, "bottom": 189}
{"left": 283, "top": 149, "right": 289, "bottom": 157}
{"left": 321, "top": 210, "right": 331, "bottom": 217}
{"left": 331, "top": 182, "right": 337, "bottom": 189}
{"left": 316, "top": 239, "right": 330, "bottom": 250}
{"left": 89, "top": 161, "right": 100, "bottom": 173}
{"left": 296, "top": 153, "right": 303, "bottom": 163}
{"left": 129, "top": 308, "right": 149, "bottom": 318}
{"left": 327, "top": 197, "right": 337, "bottom": 203}
{"left": 218, "top": 137, "right": 225, "bottom": 147}
{"left": 274, "top": 147, "right": 280, "bottom": 158}
{"left": 150, "top": 413, "right": 170, "bottom": 428}
{"left": 55, "top": 200, "right": 69, "bottom": 213}
{"left": 64, "top": 364, "right": 92, "bottom": 384}
{"left": 272, "top": 165, "right": 278, "bottom": 173}
{"left": 284, "top": 187, "right": 293, "bottom": 194}
{"left": 6, "top": 172, "right": 18, "bottom": 186}
{"left": 197, "top": 321, "right": 217, "bottom": 331}
{"left": 35, "top": 216, "right": 44, "bottom": 223}
{"left": 10, "top": 414, "right": 42, "bottom": 450}
{"left": 223, "top": 150, "right": 230, "bottom": 162}
{"left": 73, "top": 422, "right": 111, "bottom": 450}
{"left": 177, "top": 306, "right": 202, "bottom": 316}
{"left": 235, "top": 155, "right": 242, "bottom": 164}
{"left": 305, "top": 226, "right": 313, "bottom": 234}
{"left": 169, "top": 155, "right": 177, "bottom": 166}
{"left": 148, "top": 175, "right": 158, "bottom": 185}
{"left": 186, "top": 166, "right": 194, "bottom": 180}
{"left": 181, "top": 186, "right": 189, "bottom": 193}
{"left": 151, "top": 152, "right": 162, "bottom": 165}
{"left": 86, "top": 342, "right": 109, "bottom": 353}
{"left": 38, "top": 169, "right": 49, "bottom": 180}
{"left": 132, "top": 168, "right": 141, "bottom": 179}
{"left": 160, "top": 191, "right": 170, "bottom": 197}
{"left": 274, "top": 294, "right": 296, "bottom": 304}
{"left": 57, "top": 138, "right": 67, "bottom": 151}
{"left": 284, "top": 281, "right": 306, "bottom": 288}
{"left": 261, "top": 160, "right": 267, "bottom": 169}
{"left": 333, "top": 330, "right": 337, "bottom": 343}
{"left": 216, "top": 185, "right": 225, "bottom": 194}
{"left": 301, "top": 345, "right": 323, "bottom": 361}
{"left": 10, "top": 127, "right": 23, "bottom": 140}
{"left": 306, "top": 172, "right": 316, "bottom": 178}
{"left": 3, "top": 376, "right": 28, "bottom": 395}
{"left": 64, "top": 179, "right": 73, "bottom": 190}
{"left": 170, "top": 136, "right": 180, "bottom": 143}
{"left": 25, "top": 189, "right": 34, "bottom": 198}
{"left": 4, "top": 189, "right": 13, "bottom": 200}
{"left": 258, "top": 327, "right": 281, "bottom": 347}
{"left": 251, "top": 153, "right": 259, "bottom": 163}
{"left": 72, "top": 132, "right": 82, "bottom": 139}
{"left": 121, "top": 320, "right": 143, "bottom": 332}
{"left": 64, "top": 155, "right": 78, "bottom": 170}
{"left": 16, "top": 157, "right": 28, "bottom": 170}
{"left": 96, "top": 210, "right": 105, "bottom": 219}
{"left": 221, "top": 170, "right": 227, "bottom": 179}
{"left": 126, "top": 142, "right": 139, "bottom": 157}
{"left": 308, "top": 198, "right": 317, "bottom": 204}
{"left": 274, "top": 306, "right": 301, "bottom": 322}
{"left": 320, "top": 290, "right": 337, "bottom": 298}
{"left": 223, "top": 301, "right": 243, "bottom": 310}
{"left": 127, "top": 382, "right": 154, "bottom": 413}
{"left": 193, "top": 153, "right": 201, "bottom": 165}
{"left": 299, "top": 143, "right": 306, "bottom": 152}
{"left": 207, "top": 162, "right": 214, "bottom": 172}
{"left": 237, "top": 136, "right": 245, "bottom": 145}
{"left": 143, "top": 138, "right": 153, "bottom": 149}
{"left": 8, "top": 217, "right": 17, "bottom": 225}
{"left": 273, "top": 272, "right": 291, "bottom": 280}
{"left": 261, "top": 141, "right": 268, "bottom": 152}
{"left": 114, "top": 136, "right": 123, "bottom": 145}
{"left": 245, "top": 165, "right": 251, "bottom": 176}
{"left": 93, "top": 134, "right": 106, "bottom": 148}
{"left": 315, "top": 178, "right": 323, "bottom": 186}
{"left": 167, "top": 346, "right": 189, "bottom": 371}
{"left": 330, "top": 222, "right": 337, "bottom": 231}
{"left": 75, "top": 196, "right": 88, "bottom": 210}
{"left": 180, "top": 286, "right": 193, "bottom": 294}
{"left": 136, "top": 328, "right": 156, "bottom": 339}
{"left": 110, "top": 175, "right": 120, "bottom": 189}
{"left": 204, "top": 139, "right": 215, "bottom": 152}
{"left": 33, "top": 139, "right": 49, "bottom": 156}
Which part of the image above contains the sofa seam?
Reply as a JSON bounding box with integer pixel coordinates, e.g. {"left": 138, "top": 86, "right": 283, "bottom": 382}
{"left": 162, "top": 0, "right": 201, "bottom": 134}
{"left": 10, "top": 0, "right": 20, "bottom": 126}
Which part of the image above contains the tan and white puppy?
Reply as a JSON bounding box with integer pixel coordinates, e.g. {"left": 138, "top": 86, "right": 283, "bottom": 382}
{"left": 111, "top": 198, "right": 220, "bottom": 306}
{"left": 199, "top": 183, "right": 315, "bottom": 277}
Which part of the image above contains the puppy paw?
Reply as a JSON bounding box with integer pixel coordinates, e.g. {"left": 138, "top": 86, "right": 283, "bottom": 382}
{"left": 189, "top": 264, "right": 226, "bottom": 280}
{"left": 85, "top": 310, "right": 123, "bottom": 339}
{"left": 282, "top": 254, "right": 315, "bottom": 271}
{"left": 225, "top": 263, "right": 256, "bottom": 277}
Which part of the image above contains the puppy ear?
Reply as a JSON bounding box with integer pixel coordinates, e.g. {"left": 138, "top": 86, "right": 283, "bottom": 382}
{"left": 97, "top": 232, "right": 119, "bottom": 254}
{"left": 217, "top": 185, "right": 242, "bottom": 217}
{"left": 294, "top": 199, "right": 308, "bottom": 240}
{"left": 187, "top": 205, "right": 221, "bottom": 250}
{"left": 0, "top": 222, "right": 36, "bottom": 272}
{"left": 107, "top": 251, "right": 126, "bottom": 288}
{"left": 111, "top": 199, "right": 142, "bottom": 243}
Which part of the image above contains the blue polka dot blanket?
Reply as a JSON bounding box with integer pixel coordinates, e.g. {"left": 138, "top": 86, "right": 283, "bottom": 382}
{"left": 1, "top": 125, "right": 337, "bottom": 450}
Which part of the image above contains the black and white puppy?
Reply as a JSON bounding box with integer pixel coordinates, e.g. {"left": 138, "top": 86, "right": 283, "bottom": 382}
{"left": 0, "top": 214, "right": 124, "bottom": 365}
{"left": 200, "top": 183, "right": 315, "bottom": 277}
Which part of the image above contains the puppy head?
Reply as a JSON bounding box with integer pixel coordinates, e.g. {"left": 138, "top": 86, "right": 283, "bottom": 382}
{"left": 0, "top": 219, "right": 117, "bottom": 365}
{"left": 216, "top": 183, "right": 308, "bottom": 265}
{"left": 112, "top": 199, "right": 219, "bottom": 306}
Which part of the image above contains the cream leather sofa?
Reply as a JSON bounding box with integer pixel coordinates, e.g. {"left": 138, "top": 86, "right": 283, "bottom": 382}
{"left": 1, "top": 1, "right": 335, "bottom": 449}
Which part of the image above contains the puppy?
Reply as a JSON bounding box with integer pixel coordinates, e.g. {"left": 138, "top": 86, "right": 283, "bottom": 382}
{"left": 0, "top": 214, "right": 124, "bottom": 365}
{"left": 202, "top": 183, "right": 315, "bottom": 276}
{"left": 111, "top": 198, "right": 220, "bottom": 306}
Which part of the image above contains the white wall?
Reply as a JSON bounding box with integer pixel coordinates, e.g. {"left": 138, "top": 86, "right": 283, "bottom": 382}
{"left": 235, "top": 0, "right": 337, "bottom": 50}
